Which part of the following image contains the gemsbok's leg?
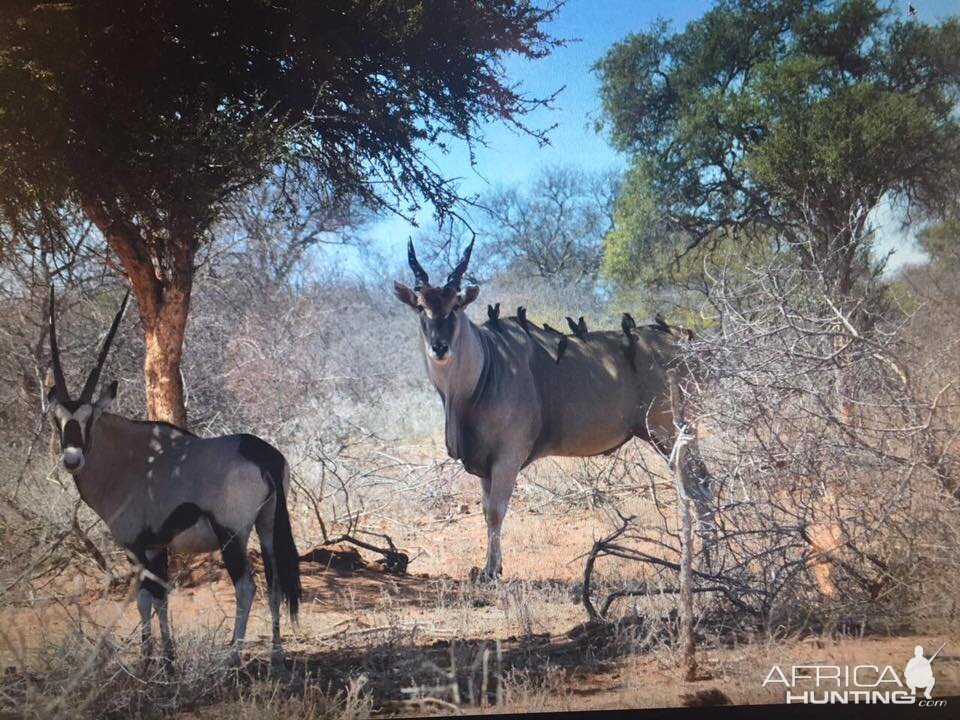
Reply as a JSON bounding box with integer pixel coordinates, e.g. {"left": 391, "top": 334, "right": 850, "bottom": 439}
{"left": 137, "top": 547, "right": 173, "bottom": 668}
{"left": 136, "top": 575, "right": 154, "bottom": 664}
{"left": 150, "top": 550, "right": 176, "bottom": 667}
{"left": 479, "top": 458, "right": 522, "bottom": 580}
{"left": 255, "top": 505, "right": 284, "bottom": 664}
{"left": 215, "top": 525, "right": 254, "bottom": 663}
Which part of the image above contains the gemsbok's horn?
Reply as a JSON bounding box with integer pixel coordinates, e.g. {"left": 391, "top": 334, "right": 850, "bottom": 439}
{"left": 48, "top": 287, "right": 70, "bottom": 402}
{"left": 78, "top": 290, "right": 130, "bottom": 403}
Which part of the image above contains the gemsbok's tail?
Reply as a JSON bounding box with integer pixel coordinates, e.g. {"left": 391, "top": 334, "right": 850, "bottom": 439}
{"left": 271, "top": 465, "right": 302, "bottom": 622}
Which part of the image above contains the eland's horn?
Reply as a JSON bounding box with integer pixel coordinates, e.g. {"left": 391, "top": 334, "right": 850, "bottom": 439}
{"left": 445, "top": 238, "right": 474, "bottom": 290}
{"left": 48, "top": 287, "right": 70, "bottom": 402}
{"left": 79, "top": 290, "right": 130, "bottom": 403}
{"left": 407, "top": 239, "right": 430, "bottom": 289}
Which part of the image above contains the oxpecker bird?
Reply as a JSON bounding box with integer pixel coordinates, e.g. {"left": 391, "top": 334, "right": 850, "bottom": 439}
{"left": 622, "top": 312, "right": 638, "bottom": 371}
{"left": 566, "top": 316, "right": 588, "bottom": 339}
{"left": 542, "top": 323, "right": 567, "bottom": 364}
{"left": 516, "top": 306, "right": 529, "bottom": 334}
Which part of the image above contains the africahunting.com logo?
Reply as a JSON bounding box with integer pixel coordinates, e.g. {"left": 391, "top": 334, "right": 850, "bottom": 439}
{"left": 763, "top": 642, "right": 947, "bottom": 706}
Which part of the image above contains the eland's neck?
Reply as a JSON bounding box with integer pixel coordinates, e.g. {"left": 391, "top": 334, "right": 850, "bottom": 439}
{"left": 426, "top": 314, "right": 485, "bottom": 407}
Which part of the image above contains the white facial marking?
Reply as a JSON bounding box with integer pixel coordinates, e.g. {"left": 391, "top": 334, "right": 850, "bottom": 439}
{"left": 62, "top": 446, "right": 84, "bottom": 472}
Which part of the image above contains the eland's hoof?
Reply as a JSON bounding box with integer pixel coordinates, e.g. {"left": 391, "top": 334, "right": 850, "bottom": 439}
{"left": 270, "top": 648, "right": 290, "bottom": 679}
{"left": 161, "top": 642, "right": 176, "bottom": 674}
{"left": 469, "top": 566, "right": 500, "bottom": 584}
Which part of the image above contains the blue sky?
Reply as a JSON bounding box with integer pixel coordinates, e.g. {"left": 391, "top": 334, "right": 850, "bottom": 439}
{"left": 365, "top": 0, "right": 960, "bottom": 273}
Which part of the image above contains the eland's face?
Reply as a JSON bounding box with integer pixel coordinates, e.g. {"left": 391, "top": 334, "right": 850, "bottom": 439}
{"left": 417, "top": 286, "right": 461, "bottom": 365}
{"left": 394, "top": 237, "right": 479, "bottom": 366}
{"left": 394, "top": 282, "right": 480, "bottom": 366}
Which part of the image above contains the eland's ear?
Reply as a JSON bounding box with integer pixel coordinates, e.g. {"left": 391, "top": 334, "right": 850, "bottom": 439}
{"left": 94, "top": 380, "right": 118, "bottom": 413}
{"left": 393, "top": 281, "right": 420, "bottom": 311}
{"left": 459, "top": 286, "right": 480, "bottom": 309}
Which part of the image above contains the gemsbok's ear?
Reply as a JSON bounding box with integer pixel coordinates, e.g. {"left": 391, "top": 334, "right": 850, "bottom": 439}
{"left": 393, "top": 281, "right": 420, "bottom": 311}
{"left": 94, "top": 380, "right": 118, "bottom": 413}
{"left": 459, "top": 286, "right": 480, "bottom": 309}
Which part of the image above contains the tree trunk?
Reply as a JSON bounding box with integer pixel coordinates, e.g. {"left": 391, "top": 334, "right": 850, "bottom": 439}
{"left": 142, "top": 283, "right": 190, "bottom": 426}
{"left": 81, "top": 201, "right": 195, "bottom": 426}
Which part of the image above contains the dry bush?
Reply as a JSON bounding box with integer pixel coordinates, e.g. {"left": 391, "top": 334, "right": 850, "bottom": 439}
{"left": 581, "top": 249, "right": 960, "bottom": 641}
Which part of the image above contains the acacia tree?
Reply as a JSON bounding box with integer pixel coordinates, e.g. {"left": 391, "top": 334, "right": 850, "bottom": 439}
{"left": 595, "top": 0, "right": 960, "bottom": 300}
{"left": 0, "top": 0, "right": 560, "bottom": 424}
{"left": 482, "top": 165, "right": 619, "bottom": 285}
{"left": 917, "top": 204, "right": 960, "bottom": 269}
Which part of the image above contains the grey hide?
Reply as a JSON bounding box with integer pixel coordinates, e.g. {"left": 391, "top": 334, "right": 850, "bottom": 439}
{"left": 396, "top": 241, "right": 708, "bottom": 580}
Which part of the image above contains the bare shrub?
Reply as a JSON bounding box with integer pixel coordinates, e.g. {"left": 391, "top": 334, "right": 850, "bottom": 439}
{"left": 581, "top": 247, "right": 960, "bottom": 640}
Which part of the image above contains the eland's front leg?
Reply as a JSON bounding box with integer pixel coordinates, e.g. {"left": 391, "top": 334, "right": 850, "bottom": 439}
{"left": 478, "top": 461, "right": 520, "bottom": 581}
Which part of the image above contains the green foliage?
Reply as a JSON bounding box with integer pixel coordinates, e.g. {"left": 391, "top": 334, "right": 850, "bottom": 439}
{"left": 595, "top": 0, "right": 960, "bottom": 291}
{"left": 602, "top": 161, "right": 773, "bottom": 290}
{"left": 918, "top": 217, "right": 960, "bottom": 267}
{"left": 601, "top": 162, "right": 660, "bottom": 285}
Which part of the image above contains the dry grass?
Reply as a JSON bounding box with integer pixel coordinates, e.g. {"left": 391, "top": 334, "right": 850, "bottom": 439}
{"left": 3, "top": 448, "right": 958, "bottom": 718}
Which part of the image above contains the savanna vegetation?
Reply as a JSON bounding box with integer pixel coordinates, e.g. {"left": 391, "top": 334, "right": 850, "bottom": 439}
{"left": 1, "top": 1, "right": 959, "bottom": 717}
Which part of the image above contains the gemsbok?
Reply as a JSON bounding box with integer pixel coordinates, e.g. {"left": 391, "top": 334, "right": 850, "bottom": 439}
{"left": 395, "top": 240, "right": 711, "bottom": 580}
{"left": 46, "top": 288, "right": 301, "bottom": 665}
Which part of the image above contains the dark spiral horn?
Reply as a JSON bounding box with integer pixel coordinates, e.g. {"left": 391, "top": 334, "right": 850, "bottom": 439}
{"left": 407, "top": 239, "right": 430, "bottom": 289}
{"left": 445, "top": 237, "right": 474, "bottom": 290}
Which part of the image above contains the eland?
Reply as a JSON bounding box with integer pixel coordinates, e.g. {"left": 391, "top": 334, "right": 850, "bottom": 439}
{"left": 46, "top": 288, "right": 301, "bottom": 665}
{"left": 394, "top": 240, "right": 710, "bottom": 580}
